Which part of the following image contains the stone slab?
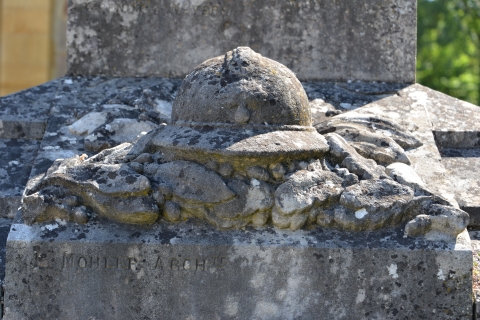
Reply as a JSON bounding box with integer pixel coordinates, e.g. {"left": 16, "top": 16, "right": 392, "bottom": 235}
{"left": 0, "top": 80, "right": 60, "bottom": 140}
{"left": 314, "top": 83, "right": 461, "bottom": 207}
{"left": 441, "top": 149, "right": 480, "bottom": 226}
{"left": 0, "top": 218, "right": 12, "bottom": 282}
{"left": 67, "top": 0, "right": 416, "bottom": 82}
{"left": 50, "top": 76, "right": 181, "bottom": 113}
{"left": 419, "top": 87, "right": 480, "bottom": 149}
{"left": 0, "top": 139, "right": 41, "bottom": 218}
{"left": 396, "top": 85, "right": 461, "bottom": 207}
{"left": 0, "top": 217, "right": 12, "bottom": 317}
{"left": 1, "top": 78, "right": 476, "bottom": 319}
{"left": 4, "top": 218, "right": 472, "bottom": 320}
{"left": 303, "top": 81, "right": 408, "bottom": 125}
{"left": 25, "top": 76, "right": 181, "bottom": 191}
{"left": 469, "top": 232, "right": 480, "bottom": 319}
{"left": 424, "top": 87, "right": 480, "bottom": 133}
{"left": 353, "top": 83, "right": 480, "bottom": 213}
{"left": 410, "top": 85, "right": 480, "bottom": 225}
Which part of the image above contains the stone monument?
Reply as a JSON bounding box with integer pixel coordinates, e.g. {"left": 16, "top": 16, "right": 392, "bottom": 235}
{"left": 19, "top": 47, "right": 469, "bottom": 238}
{"left": 4, "top": 47, "right": 473, "bottom": 319}
{"left": 1, "top": 0, "right": 478, "bottom": 319}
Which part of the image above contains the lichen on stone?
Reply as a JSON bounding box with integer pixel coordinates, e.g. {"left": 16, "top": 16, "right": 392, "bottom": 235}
{"left": 22, "top": 47, "right": 468, "bottom": 240}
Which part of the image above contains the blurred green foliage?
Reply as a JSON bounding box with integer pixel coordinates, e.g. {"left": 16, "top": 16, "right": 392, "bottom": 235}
{"left": 417, "top": 0, "right": 480, "bottom": 105}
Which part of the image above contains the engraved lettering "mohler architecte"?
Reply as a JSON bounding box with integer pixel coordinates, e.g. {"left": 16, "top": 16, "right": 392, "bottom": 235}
{"left": 62, "top": 254, "right": 137, "bottom": 270}
{"left": 61, "top": 253, "right": 228, "bottom": 271}
{"left": 154, "top": 256, "right": 227, "bottom": 271}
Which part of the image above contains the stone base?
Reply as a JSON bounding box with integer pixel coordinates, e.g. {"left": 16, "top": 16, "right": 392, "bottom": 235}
{"left": 4, "top": 218, "right": 472, "bottom": 320}
{"left": 67, "top": 0, "right": 416, "bottom": 82}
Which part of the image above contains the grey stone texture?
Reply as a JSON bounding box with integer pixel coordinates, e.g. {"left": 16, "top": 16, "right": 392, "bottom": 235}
{"left": 4, "top": 220, "right": 473, "bottom": 320}
{"left": 0, "top": 218, "right": 12, "bottom": 290}
{"left": 67, "top": 0, "right": 417, "bottom": 82}
{"left": 398, "top": 85, "right": 480, "bottom": 226}
{"left": 22, "top": 49, "right": 468, "bottom": 240}
{"left": 0, "top": 139, "right": 40, "bottom": 218}
{"left": 0, "top": 76, "right": 181, "bottom": 221}
{"left": 0, "top": 77, "right": 478, "bottom": 229}
{"left": 470, "top": 231, "right": 480, "bottom": 319}
{"left": 173, "top": 47, "right": 311, "bottom": 126}
{"left": 385, "top": 162, "right": 432, "bottom": 196}
{"left": 318, "top": 114, "right": 421, "bottom": 165}
{"left": 0, "top": 74, "right": 479, "bottom": 318}
{"left": 441, "top": 149, "right": 480, "bottom": 226}
{"left": 0, "top": 81, "right": 61, "bottom": 218}
{"left": 0, "top": 80, "right": 60, "bottom": 140}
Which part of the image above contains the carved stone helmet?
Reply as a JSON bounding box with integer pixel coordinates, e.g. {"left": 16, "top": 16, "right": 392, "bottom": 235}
{"left": 173, "top": 46, "right": 311, "bottom": 127}
{"left": 149, "top": 47, "right": 329, "bottom": 169}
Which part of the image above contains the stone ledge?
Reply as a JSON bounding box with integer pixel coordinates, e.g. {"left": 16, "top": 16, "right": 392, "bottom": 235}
{"left": 434, "top": 131, "right": 480, "bottom": 149}
{"left": 4, "top": 219, "right": 472, "bottom": 320}
{"left": 0, "top": 80, "right": 60, "bottom": 140}
{"left": 441, "top": 152, "right": 480, "bottom": 226}
{"left": 421, "top": 86, "right": 480, "bottom": 134}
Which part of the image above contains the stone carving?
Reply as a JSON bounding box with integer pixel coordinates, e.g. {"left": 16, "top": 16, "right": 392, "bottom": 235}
{"left": 22, "top": 47, "right": 469, "bottom": 239}
{"left": 316, "top": 114, "right": 422, "bottom": 165}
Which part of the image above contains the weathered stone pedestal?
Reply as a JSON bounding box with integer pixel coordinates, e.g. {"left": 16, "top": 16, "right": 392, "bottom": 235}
{"left": 0, "top": 0, "right": 478, "bottom": 317}
{"left": 4, "top": 217, "right": 472, "bottom": 320}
